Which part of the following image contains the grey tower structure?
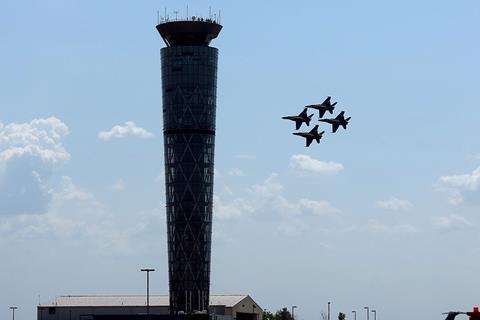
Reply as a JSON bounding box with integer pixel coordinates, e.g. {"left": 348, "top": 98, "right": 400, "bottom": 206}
{"left": 156, "top": 18, "right": 222, "bottom": 315}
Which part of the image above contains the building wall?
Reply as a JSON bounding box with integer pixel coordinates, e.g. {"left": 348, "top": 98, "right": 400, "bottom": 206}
{"left": 38, "top": 306, "right": 168, "bottom": 320}
{"left": 231, "top": 297, "right": 263, "bottom": 320}
{"left": 162, "top": 44, "right": 218, "bottom": 313}
{"left": 37, "top": 298, "right": 261, "bottom": 320}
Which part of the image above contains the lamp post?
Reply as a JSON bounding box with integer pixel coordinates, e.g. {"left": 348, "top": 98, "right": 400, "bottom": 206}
{"left": 364, "top": 307, "right": 369, "bottom": 320}
{"left": 328, "top": 302, "right": 331, "bottom": 320}
{"left": 372, "top": 310, "right": 376, "bottom": 320}
{"left": 10, "top": 307, "right": 18, "bottom": 320}
{"left": 141, "top": 268, "right": 155, "bottom": 320}
{"left": 292, "top": 305, "right": 297, "bottom": 320}
{"left": 352, "top": 310, "right": 357, "bottom": 320}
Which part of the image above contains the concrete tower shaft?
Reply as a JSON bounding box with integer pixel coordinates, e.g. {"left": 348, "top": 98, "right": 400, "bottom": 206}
{"left": 158, "top": 19, "right": 222, "bottom": 314}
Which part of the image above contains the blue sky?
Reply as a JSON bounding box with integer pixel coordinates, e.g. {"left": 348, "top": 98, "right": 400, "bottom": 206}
{"left": 1, "top": 1, "right": 479, "bottom": 319}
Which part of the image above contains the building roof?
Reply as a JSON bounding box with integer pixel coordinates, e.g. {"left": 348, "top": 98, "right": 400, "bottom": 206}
{"left": 156, "top": 21, "right": 222, "bottom": 47}
{"left": 40, "top": 295, "right": 249, "bottom": 308}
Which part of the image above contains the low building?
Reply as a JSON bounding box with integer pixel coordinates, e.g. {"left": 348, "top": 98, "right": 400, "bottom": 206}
{"left": 38, "top": 295, "right": 262, "bottom": 320}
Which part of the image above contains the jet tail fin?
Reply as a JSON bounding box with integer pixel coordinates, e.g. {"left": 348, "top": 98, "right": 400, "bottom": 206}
{"left": 341, "top": 118, "right": 350, "bottom": 130}
{"left": 306, "top": 114, "right": 313, "bottom": 126}
{"left": 327, "top": 103, "right": 336, "bottom": 115}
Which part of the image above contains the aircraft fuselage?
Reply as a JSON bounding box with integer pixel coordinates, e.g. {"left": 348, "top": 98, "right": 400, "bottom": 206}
{"left": 305, "top": 103, "right": 335, "bottom": 118}
{"left": 282, "top": 115, "right": 305, "bottom": 121}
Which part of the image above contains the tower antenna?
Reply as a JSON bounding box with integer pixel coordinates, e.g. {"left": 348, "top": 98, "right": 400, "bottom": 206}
{"left": 186, "top": 5, "right": 189, "bottom": 20}
{"left": 157, "top": 10, "right": 159, "bottom": 24}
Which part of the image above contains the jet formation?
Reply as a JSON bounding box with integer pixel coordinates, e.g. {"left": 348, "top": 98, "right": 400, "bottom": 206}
{"left": 282, "top": 96, "right": 351, "bottom": 147}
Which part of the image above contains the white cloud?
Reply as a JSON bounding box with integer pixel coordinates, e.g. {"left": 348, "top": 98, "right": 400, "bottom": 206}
{"left": 0, "top": 117, "right": 70, "bottom": 215}
{"left": 290, "top": 154, "right": 343, "bottom": 174}
{"left": 249, "top": 174, "right": 340, "bottom": 218}
{"left": 0, "top": 117, "right": 70, "bottom": 164}
{"left": 299, "top": 199, "right": 340, "bottom": 216}
{"left": 0, "top": 176, "right": 165, "bottom": 254}
{"left": 213, "top": 173, "right": 340, "bottom": 238}
{"left": 435, "top": 166, "right": 480, "bottom": 204}
{"left": 98, "top": 121, "right": 154, "bottom": 141}
{"left": 366, "top": 220, "right": 416, "bottom": 233}
{"left": 375, "top": 197, "right": 414, "bottom": 211}
{"left": 438, "top": 167, "right": 480, "bottom": 191}
{"left": 433, "top": 214, "right": 472, "bottom": 231}
{"left": 250, "top": 173, "right": 284, "bottom": 200}
{"left": 213, "top": 195, "right": 254, "bottom": 220}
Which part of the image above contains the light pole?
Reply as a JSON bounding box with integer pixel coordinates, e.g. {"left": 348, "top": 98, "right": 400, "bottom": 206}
{"left": 328, "top": 302, "right": 331, "bottom": 320}
{"left": 10, "top": 307, "right": 18, "bottom": 320}
{"left": 352, "top": 310, "right": 357, "bottom": 320}
{"left": 372, "top": 310, "right": 376, "bottom": 320}
{"left": 364, "top": 307, "right": 369, "bottom": 320}
{"left": 292, "top": 305, "right": 297, "bottom": 320}
{"left": 141, "top": 268, "right": 155, "bottom": 320}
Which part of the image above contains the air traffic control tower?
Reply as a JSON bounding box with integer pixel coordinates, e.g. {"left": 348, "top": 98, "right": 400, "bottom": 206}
{"left": 156, "top": 17, "right": 222, "bottom": 315}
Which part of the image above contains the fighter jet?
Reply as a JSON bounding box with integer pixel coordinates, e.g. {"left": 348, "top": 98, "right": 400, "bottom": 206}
{"left": 305, "top": 96, "right": 337, "bottom": 118}
{"left": 282, "top": 108, "right": 314, "bottom": 130}
{"left": 443, "top": 307, "right": 480, "bottom": 320}
{"left": 319, "top": 111, "right": 351, "bottom": 133}
{"left": 293, "top": 125, "right": 325, "bottom": 147}
{"left": 443, "top": 312, "right": 466, "bottom": 320}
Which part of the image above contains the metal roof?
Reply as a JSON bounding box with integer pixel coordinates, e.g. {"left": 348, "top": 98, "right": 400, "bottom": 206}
{"left": 41, "top": 295, "right": 250, "bottom": 308}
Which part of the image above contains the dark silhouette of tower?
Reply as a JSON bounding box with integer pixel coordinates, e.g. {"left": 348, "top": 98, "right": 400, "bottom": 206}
{"left": 156, "top": 18, "right": 222, "bottom": 315}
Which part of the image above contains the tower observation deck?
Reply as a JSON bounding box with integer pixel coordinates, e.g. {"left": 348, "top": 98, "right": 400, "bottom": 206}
{"left": 157, "top": 17, "right": 222, "bottom": 315}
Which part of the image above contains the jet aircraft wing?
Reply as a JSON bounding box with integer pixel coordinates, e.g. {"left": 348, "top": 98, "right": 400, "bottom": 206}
{"left": 332, "top": 123, "right": 340, "bottom": 133}
{"left": 306, "top": 137, "right": 314, "bottom": 147}
{"left": 319, "top": 109, "right": 326, "bottom": 118}
{"left": 443, "top": 312, "right": 466, "bottom": 320}
{"left": 295, "top": 121, "right": 302, "bottom": 130}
